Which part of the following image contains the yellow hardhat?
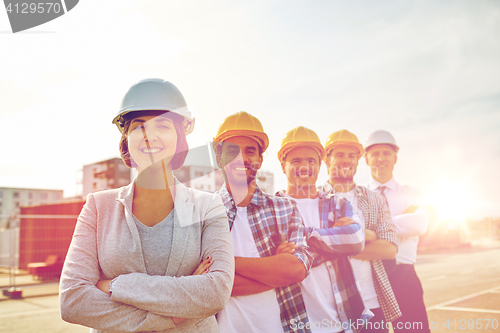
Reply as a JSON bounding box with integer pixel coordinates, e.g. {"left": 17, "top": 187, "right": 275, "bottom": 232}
{"left": 213, "top": 111, "right": 269, "bottom": 152}
{"left": 278, "top": 126, "right": 325, "bottom": 162}
{"left": 324, "top": 129, "right": 364, "bottom": 159}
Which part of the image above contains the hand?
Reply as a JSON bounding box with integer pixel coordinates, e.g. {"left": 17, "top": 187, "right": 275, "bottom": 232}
{"left": 365, "top": 229, "right": 378, "bottom": 242}
{"left": 192, "top": 256, "right": 213, "bottom": 275}
{"left": 275, "top": 241, "right": 297, "bottom": 255}
{"left": 404, "top": 205, "right": 418, "bottom": 214}
{"left": 96, "top": 279, "right": 111, "bottom": 294}
{"left": 333, "top": 217, "right": 355, "bottom": 227}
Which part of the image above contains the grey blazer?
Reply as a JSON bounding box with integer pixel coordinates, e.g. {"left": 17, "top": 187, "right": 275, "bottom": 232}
{"left": 60, "top": 179, "right": 234, "bottom": 333}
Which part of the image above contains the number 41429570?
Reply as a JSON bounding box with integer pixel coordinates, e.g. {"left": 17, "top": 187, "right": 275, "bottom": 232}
{"left": 5, "top": 3, "right": 62, "bottom": 14}
{"left": 443, "top": 319, "right": 498, "bottom": 330}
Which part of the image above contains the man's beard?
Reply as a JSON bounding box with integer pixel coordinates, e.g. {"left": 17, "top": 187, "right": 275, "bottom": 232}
{"left": 223, "top": 162, "right": 259, "bottom": 186}
{"left": 246, "top": 165, "right": 259, "bottom": 185}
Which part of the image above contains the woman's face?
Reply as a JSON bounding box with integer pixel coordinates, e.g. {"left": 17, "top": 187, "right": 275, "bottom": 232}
{"left": 127, "top": 114, "right": 178, "bottom": 173}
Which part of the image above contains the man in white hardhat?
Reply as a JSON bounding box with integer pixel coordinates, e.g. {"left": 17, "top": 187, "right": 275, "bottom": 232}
{"left": 364, "top": 130, "right": 430, "bottom": 332}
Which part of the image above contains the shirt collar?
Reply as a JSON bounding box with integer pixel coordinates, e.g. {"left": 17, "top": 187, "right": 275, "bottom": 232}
{"left": 276, "top": 189, "right": 326, "bottom": 200}
{"left": 117, "top": 176, "right": 188, "bottom": 208}
{"left": 218, "top": 183, "right": 266, "bottom": 208}
{"left": 322, "top": 180, "right": 363, "bottom": 198}
{"left": 368, "top": 176, "right": 397, "bottom": 191}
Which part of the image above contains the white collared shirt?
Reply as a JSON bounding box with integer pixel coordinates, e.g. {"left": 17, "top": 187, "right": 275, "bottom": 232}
{"left": 367, "top": 177, "right": 429, "bottom": 264}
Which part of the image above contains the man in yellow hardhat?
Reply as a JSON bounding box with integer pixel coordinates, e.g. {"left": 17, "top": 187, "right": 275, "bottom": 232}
{"left": 213, "top": 112, "right": 313, "bottom": 333}
{"left": 321, "top": 130, "right": 401, "bottom": 333}
{"left": 364, "top": 130, "right": 430, "bottom": 332}
{"left": 276, "top": 126, "right": 372, "bottom": 333}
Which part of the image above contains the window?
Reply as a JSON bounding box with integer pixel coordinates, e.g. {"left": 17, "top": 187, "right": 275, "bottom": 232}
{"left": 28, "top": 192, "right": 33, "bottom": 199}
{"left": 13, "top": 192, "right": 20, "bottom": 198}
{"left": 41, "top": 193, "right": 48, "bottom": 199}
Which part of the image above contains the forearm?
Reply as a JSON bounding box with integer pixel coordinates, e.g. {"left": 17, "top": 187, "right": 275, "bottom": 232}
{"left": 307, "top": 224, "right": 365, "bottom": 256}
{"left": 393, "top": 207, "right": 429, "bottom": 238}
{"left": 60, "top": 274, "right": 175, "bottom": 331}
{"left": 351, "top": 239, "right": 397, "bottom": 261}
{"left": 112, "top": 270, "right": 232, "bottom": 318}
{"left": 231, "top": 273, "right": 274, "bottom": 296}
{"left": 235, "top": 254, "right": 306, "bottom": 287}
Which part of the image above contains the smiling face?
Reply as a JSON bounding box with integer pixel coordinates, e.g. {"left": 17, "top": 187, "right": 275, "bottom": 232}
{"left": 325, "top": 145, "right": 359, "bottom": 183}
{"left": 127, "top": 114, "right": 178, "bottom": 173}
{"left": 365, "top": 144, "right": 397, "bottom": 183}
{"left": 282, "top": 146, "right": 320, "bottom": 196}
{"left": 217, "top": 136, "right": 263, "bottom": 188}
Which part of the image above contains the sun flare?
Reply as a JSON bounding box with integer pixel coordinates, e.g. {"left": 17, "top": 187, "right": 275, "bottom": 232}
{"left": 426, "top": 183, "right": 470, "bottom": 226}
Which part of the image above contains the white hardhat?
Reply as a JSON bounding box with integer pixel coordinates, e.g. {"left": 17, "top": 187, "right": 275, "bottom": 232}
{"left": 112, "top": 78, "right": 195, "bottom": 135}
{"left": 364, "top": 130, "right": 399, "bottom": 153}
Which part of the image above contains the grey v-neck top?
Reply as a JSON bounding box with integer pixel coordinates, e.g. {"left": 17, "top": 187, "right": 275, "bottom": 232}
{"left": 133, "top": 210, "right": 174, "bottom": 276}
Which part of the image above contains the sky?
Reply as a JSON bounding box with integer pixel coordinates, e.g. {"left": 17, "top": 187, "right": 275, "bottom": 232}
{"left": 0, "top": 0, "right": 499, "bottom": 220}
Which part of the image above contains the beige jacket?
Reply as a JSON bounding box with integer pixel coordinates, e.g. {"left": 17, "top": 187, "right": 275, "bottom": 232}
{"left": 60, "top": 179, "right": 234, "bottom": 332}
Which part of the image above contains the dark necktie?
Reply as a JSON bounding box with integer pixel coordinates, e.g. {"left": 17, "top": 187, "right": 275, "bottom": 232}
{"left": 378, "top": 185, "right": 397, "bottom": 275}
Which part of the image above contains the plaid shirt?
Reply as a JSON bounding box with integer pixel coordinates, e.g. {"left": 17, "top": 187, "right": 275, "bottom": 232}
{"left": 217, "top": 184, "right": 314, "bottom": 333}
{"left": 320, "top": 182, "right": 402, "bottom": 323}
{"left": 277, "top": 191, "right": 373, "bottom": 333}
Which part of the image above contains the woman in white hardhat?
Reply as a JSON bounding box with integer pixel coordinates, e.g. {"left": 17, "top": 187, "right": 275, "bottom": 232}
{"left": 60, "top": 79, "right": 234, "bottom": 333}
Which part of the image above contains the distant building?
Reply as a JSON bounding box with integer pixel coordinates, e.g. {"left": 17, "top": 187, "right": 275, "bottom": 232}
{"left": 174, "top": 166, "right": 223, "bottom": 193}
{"left": 0, "top": 187, "right": 64, "bottom": 268}
{"left": 174, "top": 144, "right": 222, "bottom": 192}
{"left": 255, "top": 170, "right": 274, "bottom": 194}
{"left": 0, "top": 187, "right": 63, "bottom": 229}
{"left": 82, "top": 158, "right": 131, "bottom": 197}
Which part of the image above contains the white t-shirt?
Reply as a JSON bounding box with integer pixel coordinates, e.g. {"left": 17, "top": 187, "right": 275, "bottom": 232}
{"left": 289, "top": 196, "right": 343, "bottom": 333}
{"left": 217, "top": 206, "right": 283, "bottom": 333}
{"left": 335, "top": 190, "right": 380, "bottom": 309}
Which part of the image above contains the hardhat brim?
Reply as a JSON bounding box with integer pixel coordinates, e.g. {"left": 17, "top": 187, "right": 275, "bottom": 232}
{"left": 324, "top": 141, "right": 364, "bottom": 160}
{"left": 278, "top": 142, "right": 325, "bottom": 162}
{"left": 112, "top": 108, "right": 195, "bottom": 135}
{"left": 365, "top": 143, "right": 399, "bottom": 153}
{"left": 213, "top": 129, "right": 269, "bottom": 152}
